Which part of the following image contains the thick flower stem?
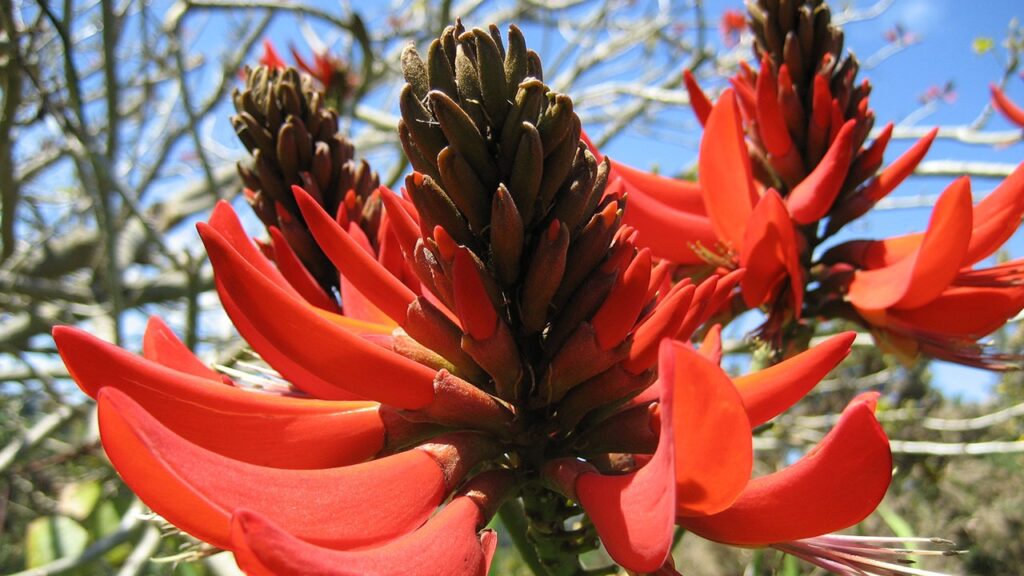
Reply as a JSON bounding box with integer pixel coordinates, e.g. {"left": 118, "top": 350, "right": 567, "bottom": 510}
{"left": 498, "top": 497, "right": 549, "bottom": 576}
{"left": 520, "top": 483, "right": 593, "bottom": 576}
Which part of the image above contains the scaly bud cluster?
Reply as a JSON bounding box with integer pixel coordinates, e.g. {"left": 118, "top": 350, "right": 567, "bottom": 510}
{"left": 395, "top": 21, "right": 726, "bottom": 572}
{"left": 232, "top": 65, "right": 380, "bottom": 293}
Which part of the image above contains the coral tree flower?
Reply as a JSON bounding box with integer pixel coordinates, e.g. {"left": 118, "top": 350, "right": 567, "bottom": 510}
{"left": 57, "top": 20, "right": 897, "bottom": 576}
{"left": 601, "top": 0, "right": 1024, "bottom": 367}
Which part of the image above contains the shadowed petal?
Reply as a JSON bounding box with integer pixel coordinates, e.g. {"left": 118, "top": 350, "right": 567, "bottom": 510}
{"left": 56, "top": 326, "right": 384, "bottom": 469}
{"left": 200, "top": 223, "right": 436, "bottom": 408}
{"left": 680, "top": 393, "right": 892, "bottom": 546}
{"left": 733, "top": 332, "right": 855, "bottom": 427}
{"left": 666, "top": 340, "right": 752, "bottom": 517}
{"left": 699, "top": 90, "right": 757, "bottom": 249}
{"left": 739, "top": 190, "right": 803, "bottom": 312}
{"left": 230, "top": 497, "right": 492, "bottom": 576}
{"left": 267, "top": 226, "right": 339, "bottom": 312}
{"left": 96, "top": 388, "right": 445, "bottom": 550}
{"left": 786, "top": 120, "right": 856, "bottom": 225}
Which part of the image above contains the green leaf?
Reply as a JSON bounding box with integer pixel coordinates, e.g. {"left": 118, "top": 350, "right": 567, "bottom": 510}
{"left": 973, "top": 37, "right": 995, "bottom": 54}
{"left": 25, "top": 516, "right": 90, "bottom": 569}
{"left": 59, "top": 481, "right": 102, "bottom": 520}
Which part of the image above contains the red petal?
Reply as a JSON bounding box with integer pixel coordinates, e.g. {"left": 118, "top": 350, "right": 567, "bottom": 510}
{"left": 592, "top": 248, "right": 652, "bottom": 350}
{"left": 755, "top": 58, "right": 793, "bottom": 158}
{"left": 294, "top": 186, "right": 416, "bottom": 325}
{"left": 612, "top": 159, "right": 707, "bottom": 215}
{"left": 683, "top": 70, "right": 712, "bottom": 126}
{"left": 739, "top": 190, "right": 803, "bottom": 313}
{"left": 666, "top": 341, "right": 752, "bottom": 517}
{"left": 696, "top": 324, "right": 723, "bottom": 364}
{"left": 231, "top": 496, "right": 489, "bottom": 576}
{"left": 786, "top": 120, "right": 856, "bottom": 225}
{"left": 991, "top": 84, "right": 1024, "bottom": 128}
{"left": 699, "top": 90, "right": 757, "bottom": 249}
{"left": 865, "top": 128, "right": 938, "bottom": 204}
{"left": 733, "top": 332, "right": 855, "bottom": 427}
{"left": 208, "top": 201, "right": 297, "bottom": 297}
{"left": 142, "top": 316, "right": 221, "bottom": 382}
{"left": 200, "top": 223, "right": 436, "bottom": 408}
{"left": 268, "top": 226, "right": 338, "bottom": 312}
{"left": 622, "top": 185, "right": 718, "bottom": 265}
{"left": 848, "top": 177, "right": 973, "bottom": 311}
{"left": 338, "top": 222, "right": 397, "bottom": 326}
{"left": 576, "top": 369, "right": 675, "bottom": 572}
{"left": 679, "top": 394, "right": 892, "bottom": 546}
{"left": 965, "top": 162, "right": 1024, "bottom": 265}
{"left": 96, "top": 388, "right": 445, "bottom": 550}
{"left": 55, "top": 326, "right": 384, "bottom": 469}
{"left": 885, "top": 285, "right": 1024, "bottom": 339}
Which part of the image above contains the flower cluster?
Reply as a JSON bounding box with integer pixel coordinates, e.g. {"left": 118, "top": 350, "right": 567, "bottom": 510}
{"left": 610, "top": 0, "right": 1024, "bottom": 368}
{"left": 52, "top": 18, "right": 912, "bottom": 576}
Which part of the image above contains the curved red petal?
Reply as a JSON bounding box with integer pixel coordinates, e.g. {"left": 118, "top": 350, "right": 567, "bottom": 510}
{"left": 885, "top": 285, "right": 1024, "bottom": 339}
{"left": 733, "top": 332, "right": 855, "bottom": 427}
{"left": 55, "top": 326, "right": 384, "bottom": 469}
{"left": 268, "top": 226, "right": 339, "bottom": 312}
{"left": 680, "top": 394, "right": 892, "bottom": 546}
{"left": 786, "top": 120, "right": 856, "bottom": 225}
{"left": 991, "top": 84, "right": 1024, "bottom": 128}
{"left": 208, "top": 201, "right": 297, "bottom": 297}
{"left": 142, "top": 316, "right": 222, "bottom": 382}
{"left": 576, "top": 367, "right": 675, "bottom": 572}
{"left": 848, "top": 176, "right": 973, "bottom": 311}
{"left": 683, "top": 69, "right": 712, "bottom": 126}
{"left": 696, "top": 324, "right": 723, "bottom": 364}
{"left": 665, "top": 340, "right": 752, "bottom": 517}
{"left": 200, "top": 223, "right": 436, "bottom": 408}
{"left": 230, "top": 496, "right": 489, "bottom": 576}
{"left": 739, "top": 190, "right": 803, "bottom": 312}
{"left": 294, "top": 186, "right": 416, "bottom": 325}
{"left": 338, "top": 222, "right": 397, "bottom": 326}
{"left": 612, "top": 159, "right": 707, "bottom": 215}
{"left": 96, "top": 388, "right": 445, "bottom": 550}
{"left": 592, "top": 248, "right": 652, "bottom": 350}
{"left": 965, "top": 162, "right": 1024, "bottom": 265}
{"left": 699, "top": 90, "right": 757, "bottom": 249}
{"left": 621, "top": 187, "right": 718, "bottom": 266}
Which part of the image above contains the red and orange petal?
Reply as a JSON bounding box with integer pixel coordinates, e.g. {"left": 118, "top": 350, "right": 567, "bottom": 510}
{"left": 55, "top": 326, "right": 384, "bottom": 469}
{"left": 965, "top": 162, "right": 1024, "bottom": 265}
{"left": 732, "top": 332, "right": 856, "bottom": 427}
{"left": 95, "top": 388, "right": 446, "bottom": 550}
{"left": 699, "top": 89, "right": 758, "bottom": 249}
{"left": 663, "top": 340, "right": 752, "bottom": 517}
{"left": 576, "top": 371, "right": 676, "bottom": 572}
{"left": 231, "top": 496, "right": 494, "bottom": 576}
{"left": 847, "top": 177, "right": 973, "bottom": 311}
{"left": 679, "top": 393, "right": 892, "bottom": 546}
{"left": 199, "top": 222, "right": 437, "bottom": 408}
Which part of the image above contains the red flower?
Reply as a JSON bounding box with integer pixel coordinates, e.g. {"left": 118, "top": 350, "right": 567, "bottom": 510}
{"left": 602, "top": 64, "right": 1024, "bottom": 367}
{"left": 720, "top": 9, "right": 747, "bottom": 47}
{"left": 56, "top": 21, "right": 907, "bottom": 575}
